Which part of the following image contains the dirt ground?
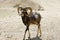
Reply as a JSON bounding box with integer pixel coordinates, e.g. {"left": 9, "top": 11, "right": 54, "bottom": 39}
{"left": 0, "top": 0, "right": 60, "bottom": 40}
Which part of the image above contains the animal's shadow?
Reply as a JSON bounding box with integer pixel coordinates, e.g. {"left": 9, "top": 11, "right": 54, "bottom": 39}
{"left": 26, "top": 36, "right": 42, "bottom": 40}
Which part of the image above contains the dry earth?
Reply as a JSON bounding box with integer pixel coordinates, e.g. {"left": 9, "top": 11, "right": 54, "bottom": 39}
{"left": 0, "top": 0, "right": 60, "bottom": 40}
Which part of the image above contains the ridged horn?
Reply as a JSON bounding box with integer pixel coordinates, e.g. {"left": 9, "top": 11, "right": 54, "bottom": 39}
{"left": 17, "top": 7, "right": 22, "bottom": 13}
{"left": 25, "top": 7, "right": 32, "bottom": 15}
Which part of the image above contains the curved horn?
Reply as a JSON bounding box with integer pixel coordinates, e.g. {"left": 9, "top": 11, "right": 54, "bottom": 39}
{"left": 17, "top": 7, "right": 22, "bottom": 13}
{"left": 25, "top": 7, "right": 32, "bottom": 16}
{"left": 17, "top": 7, "right": 19, "bottom": 13}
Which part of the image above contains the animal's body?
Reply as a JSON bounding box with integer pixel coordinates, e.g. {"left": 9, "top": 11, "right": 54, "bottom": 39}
{"left": 17, "top": 7, "right": 42, "bottom": 40}
{"left": 22, "top": 12, "right": 41, "bottom": 25}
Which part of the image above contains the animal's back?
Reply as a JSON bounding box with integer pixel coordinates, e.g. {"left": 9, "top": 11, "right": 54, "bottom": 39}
{"left": 30, "top": 12, "right": 41, "bottom": 24}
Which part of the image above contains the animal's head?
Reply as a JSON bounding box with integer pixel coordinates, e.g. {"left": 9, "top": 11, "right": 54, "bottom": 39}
{"left": 17, "top": 7, "right": 32, "bottom": 16}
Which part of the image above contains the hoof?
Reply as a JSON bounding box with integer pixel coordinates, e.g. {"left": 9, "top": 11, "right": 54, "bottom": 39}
{"left": 39, "top": 35, "right": 41, "bottom": 37}
{"left": 28, "top": 37, "right": 30, "bottom": 39}
{"left": 23, "top": 39, "right": 24, "bottom": 40}
{"left": 36, "top": 35, "right": 38, "bottom": 37}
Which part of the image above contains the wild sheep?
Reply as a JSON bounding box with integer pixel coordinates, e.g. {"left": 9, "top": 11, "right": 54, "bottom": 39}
{"left": 17, "top": 7, "right": 42, "bottom": 40}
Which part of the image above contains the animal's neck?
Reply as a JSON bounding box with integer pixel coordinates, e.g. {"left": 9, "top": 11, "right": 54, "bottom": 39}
{"left": 21, "top": 12, "right": 27, "bottom": 20}
{"left": 21, "top": 15, "right": 28, "bottom": 20}
{"left": 21, "top": 15, "right": 29, "bottom": 25}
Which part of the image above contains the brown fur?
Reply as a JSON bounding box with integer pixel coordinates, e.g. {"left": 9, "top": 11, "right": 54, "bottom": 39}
{"left": 17, "top": 7, "right": 42, "bottom": 40}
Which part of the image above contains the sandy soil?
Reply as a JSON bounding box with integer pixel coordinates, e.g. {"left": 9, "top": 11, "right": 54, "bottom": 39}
{"left": 0, "top": 0, "right": 60, "bottom": 40}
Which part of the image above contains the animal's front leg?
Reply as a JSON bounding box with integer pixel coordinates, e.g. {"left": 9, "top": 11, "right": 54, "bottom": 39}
{"left": 23, "top": 27, "right": 28, "bottom": 40}
{"left": 27, "top": 26, "right": 30, "bottom": 39}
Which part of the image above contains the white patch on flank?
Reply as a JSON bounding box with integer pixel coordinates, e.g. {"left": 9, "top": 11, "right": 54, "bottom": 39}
{"left": 35, "top": 15, "right": 38, "bottom": 18}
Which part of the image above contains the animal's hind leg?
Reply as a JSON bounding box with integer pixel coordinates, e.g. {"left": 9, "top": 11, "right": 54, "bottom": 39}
{"left": 39, "top": 24, "right": 42, "bottom": 37}
{"left": 37, "top": 24, "right": 42, "bottom": 37}
{"left": 38, "top": 24, "right": 42, "bottom": 37}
